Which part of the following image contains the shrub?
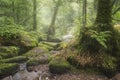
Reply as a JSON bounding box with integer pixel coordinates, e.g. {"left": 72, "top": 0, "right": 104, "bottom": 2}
{"left": 67, "top": 53, "right": 117, "bottom": 77}
{"left": 0, "top": 21, "right": 38, "bottom": 49}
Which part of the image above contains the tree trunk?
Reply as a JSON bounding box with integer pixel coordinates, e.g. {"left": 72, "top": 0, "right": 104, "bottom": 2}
{"left": 95, "top": 0, "right": 113, "bottom": 31}
{"left": 47, "top": 0, "right": 61, "bottom": 39}
{"left": 82, "top": 0, "right": 87, "bottom": 28}
{"left": 95, "top": 0, "right": 119, "bottom": 54}
{"left": 33, "top": 0, "right": 37, "bottom": 31}
{"left": 12, "top": 1, "right": 16, "bottom": 21}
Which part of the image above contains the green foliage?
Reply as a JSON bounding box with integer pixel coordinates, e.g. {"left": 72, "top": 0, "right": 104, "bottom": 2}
{"left": 87, "top": 30, "right": 111, "bottom": 49}
{"left": 0, "top": 21, "right": 24, "bottom": 41}
{"left": 0, "top": 46, "right": 19, "bottom": 59}
{"left": 0, "top": 18, "right": 38, "bottom": 48}
{"left": 0, "top": 63, "right": 18, "bottom": 78}
{"left": 49, "top": 57, "right": 71, "bottom": 74}
{"left": 79, "top": 28, "right": 112, "bottom": 53}
{"left": 29, "top": 31, "right": 47, "bottom": 41}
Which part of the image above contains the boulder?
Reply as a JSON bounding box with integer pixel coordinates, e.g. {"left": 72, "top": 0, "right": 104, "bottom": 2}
{"left": 0, "top": 56, "right": 28, "bottom": 63}
{"left": 49, "top": 57, "right": 71, "bottom": 74}
{"left": 0, "top": 46, "right": 19, "bottom": 59}
{"left": 0, "top": 63, "right": 19, "bottom": 79}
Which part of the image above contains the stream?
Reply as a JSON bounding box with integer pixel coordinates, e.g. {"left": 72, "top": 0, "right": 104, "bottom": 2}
{"left": 2, "top": 63, "right": 57, "bottom": 80}
{"left": 2, "top": 62, "right": 110, "bottom": 80}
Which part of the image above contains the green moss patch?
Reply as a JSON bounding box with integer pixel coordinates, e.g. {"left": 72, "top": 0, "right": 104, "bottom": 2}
{"left": 23, "top": 47, "right": 49, "bottom": 58}
{"left": 0, "top": 25, "right": 38, "bottom": 51}
{"left": 38, "top": 42, "right": 54, "bottom": 51}
{"left": 19, "top": 31, "right": 38, "bottom": 48}
{"left": 49, "top": 57, "right": 71, "bottom": 74}
{"left": 0, "top": 56, "right": 28, "bottom": 63}
{"left": 27, "top": 57, "right": 50, "bottom": 66}
{"left": 0, "top": 63, "right": 19, "bottom": 78}
{"left": 24, "top": 47, "right": 51, "bottom": 66}
{"left": 0, "top": 46, "right": 19, "bottom": 59}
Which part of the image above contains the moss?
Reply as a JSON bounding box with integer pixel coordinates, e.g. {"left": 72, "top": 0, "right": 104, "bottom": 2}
{"left": 24, "top": 47, "right": 51, "bottom": 66}
{"left": 29, "top": 31, "right": 47, "bottom": 41}
{"left": 42, "top": 41, "right": 58, "bottom": 47}
{"left": 23, "top": 47, "right": 49, "bottom": 58}
{"left": 0, "top": 46, "right": 19, "bottom": 59}
{"left": 0, "top": 63, "right": 19, "bottom": 78}
{"left": 38, "top": 42, "right": 54, "bottom": 51}
{"left": 19, "top": 31, "right": 38, "bottom": 48}
{"left": 27, "top": 58, "right": 50, "bottom": 66}
{"left": 0, "top": 26, "right": 38, "bottom": 51}
{"left": 49, "top": 57, "right": 71, "bottom": 74}
{"left": 0, "top": 56, "right": 29, "bottom": 63}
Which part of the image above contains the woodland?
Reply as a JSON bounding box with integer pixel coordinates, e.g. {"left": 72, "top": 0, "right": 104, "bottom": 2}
{"left": 0, "top": 0, "right": 120, "bottom": 80}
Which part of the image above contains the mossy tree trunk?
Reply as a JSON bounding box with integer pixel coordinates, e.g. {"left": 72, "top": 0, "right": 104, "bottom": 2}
{"left": 33, "top": 0, "right": 37, "bottom": 31}
{"left": 94, "top": 0, "right": 119, "bottom": 54}
{"left": 95, "top": 0, "right": 113, "bottom": 31}
{"left": 79, "top": 0, "right": 119, "bottom": 54}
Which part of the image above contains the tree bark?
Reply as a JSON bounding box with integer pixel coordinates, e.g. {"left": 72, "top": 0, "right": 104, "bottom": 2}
{"left": 95, "top": 0, "right": 113, "bottom": 31}
{"left": 33, "top": 0, "right": 37, "bottom": 31}
{"left": 82, "top": 0, "right": 87, "bottom": 28}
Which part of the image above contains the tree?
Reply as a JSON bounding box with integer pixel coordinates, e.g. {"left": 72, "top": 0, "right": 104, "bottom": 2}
{"left": 95, "top": 0, "right": 113, "bottom": 31}
{"left": 33, "top": 0, "right": 37, "bottom": 30}
{"left": 47, "top": 0, "right": 61, "bottom": 39}
{"left": 82, "top": 0, "right": 87, "bottom": 28}
{"left": 79, "top": 0, "right": 119, "bottom": 54}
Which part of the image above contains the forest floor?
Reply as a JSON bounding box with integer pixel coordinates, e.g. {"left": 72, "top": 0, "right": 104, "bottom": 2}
{"left": 2, "top": 41, "right": 116, "bottom": 80}
{"left": 26, "top": 65, "right": 109, "bottom": 80}
{"left": 2, "top": 65, "right": 109, "bottom": 80}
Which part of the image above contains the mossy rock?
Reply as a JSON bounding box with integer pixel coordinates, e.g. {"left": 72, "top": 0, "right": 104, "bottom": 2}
{"left": 49, "top": 57, "right": 71, "bottom": 74}
{"left": 0, "top": 46, "right": 19, "bottom": 59}
{"left": 29, "top": 31, "right": 47, "bottom": 41}
{"left": 19, "top": 31, "right": 38, "bottom": 48}
{"left": 41, "top": 41, "right": 59, "bottom": 47}
{"left": 38, "top": 42, "right": 54, "bottom": 51}
{"left": 23, "top": 47, "right": 48, "bottom": 58}
{"left": 0, "top": 63, "right": 19, "bottom": 78}
{"left": 24, "top": 47, "right": 51, "bottom": 65}
{"left": 27, "top": 58, "right": 50, "bottom": 66}
{"left": 0, "top": 26, "right": 38, "bottom": 52}
{"left": 0, "top": 56, "right": 29, "bottom": 63}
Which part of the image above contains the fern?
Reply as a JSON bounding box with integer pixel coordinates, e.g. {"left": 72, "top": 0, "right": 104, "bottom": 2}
{"left": 88, "top": 30, "right": 111, "bottom": 49}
